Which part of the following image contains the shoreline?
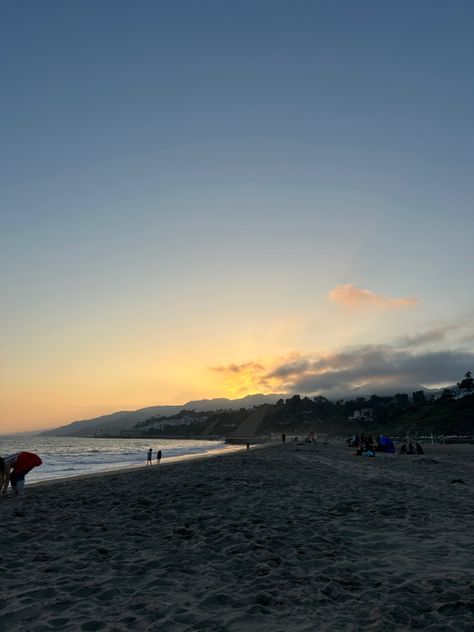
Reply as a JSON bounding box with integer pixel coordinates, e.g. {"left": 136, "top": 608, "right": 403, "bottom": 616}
{"left": 26, "top": 442, "right": 269, "bottom": 489}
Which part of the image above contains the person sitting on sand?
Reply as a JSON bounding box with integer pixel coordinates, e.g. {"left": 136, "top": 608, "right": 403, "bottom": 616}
{"left": 0, "top": 452, "right": 43, "bottom": 496}
{"left": 147, "top": 448, "right": 153, "bottom": 465}
{"left": 354, "top": 443, "right": 375, "bottom": 457}
{"left": 407, "top": 443, "right": 416, "bottom": 455}
{"left": 416, "top": 442, "right": 424, "bottom": 455}
{"left": 400, "top": 444, "right": 407, "bottom": 454}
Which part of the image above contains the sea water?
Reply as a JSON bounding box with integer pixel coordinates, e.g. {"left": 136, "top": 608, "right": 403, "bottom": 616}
{"left": 0, "top": 435, "right": 226, "bottom": 483}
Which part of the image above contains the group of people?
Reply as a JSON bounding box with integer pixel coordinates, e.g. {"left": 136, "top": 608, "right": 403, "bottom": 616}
{"left": 400, "top": 442, "right": 424, "bottom": 455}
{"left": 350, "top": 433, "right": 383, "bottom": 456}
{"left": 0, "top": 451, "right": 43, "bottom": 497}
{"left": 146, "top": 448, "right": 162, "bottom": 465}
{"left": 349, "top": 433, "right": 377, "bottom": 449}
{"left": 348, "top": 433, "right": 424, "bottom": 457}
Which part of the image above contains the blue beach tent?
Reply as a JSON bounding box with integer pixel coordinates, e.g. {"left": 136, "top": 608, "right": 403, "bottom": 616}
{"left": 378, "top": 436, "right": 396, "bottom": 453}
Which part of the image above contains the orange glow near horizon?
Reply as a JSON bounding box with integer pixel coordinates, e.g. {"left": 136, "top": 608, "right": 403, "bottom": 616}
{"left": 0, "top": 284, "right": 450, "bottom": 434}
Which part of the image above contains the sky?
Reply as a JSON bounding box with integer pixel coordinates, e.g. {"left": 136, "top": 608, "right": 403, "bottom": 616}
{"left": 1, "top": 0, "right": 473, "bottom": 432}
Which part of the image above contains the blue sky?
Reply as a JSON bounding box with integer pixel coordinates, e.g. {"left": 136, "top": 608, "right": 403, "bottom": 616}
{"left": 1, "top": 1, "right": 473, "bottom": 430}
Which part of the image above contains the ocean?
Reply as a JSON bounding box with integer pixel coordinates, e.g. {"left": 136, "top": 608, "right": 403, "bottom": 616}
{"left": 0, "top": 435, "right": 226, "bottom": 483}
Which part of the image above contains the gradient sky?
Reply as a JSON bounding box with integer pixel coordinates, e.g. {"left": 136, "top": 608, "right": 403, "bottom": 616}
{"left": 1, "top": 1, "right": 473, "bottom": 432}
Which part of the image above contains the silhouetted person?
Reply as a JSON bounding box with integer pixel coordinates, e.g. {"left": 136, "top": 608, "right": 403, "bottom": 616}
{"left": 407, "top": 443, "right": 416, "bottom": 455}
{"left": 282, "top": 433, "right": 286, "bottom": 444}
{"left": 400, "top": 444, "right": 407, "bottom": 454}
{"left": 415, "top": 442, "right": 424, "bottom": 455}
{"left": 246, "top": 442, "right": 250, "bottom": 450}
{"left": 0, "top": 452, "right": 42, "bottom": 496}
{"left": 147, "top": 448, "right": 153, "bottom": 465}
{"left": 156, "top": 449, "right": 162, "bottom": 464}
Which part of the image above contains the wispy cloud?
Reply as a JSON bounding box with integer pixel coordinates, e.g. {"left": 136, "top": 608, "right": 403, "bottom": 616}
{"left": 396, "top": 326, "right": 450, "bottom": 348}
{"left": 329, "top": 284, "right": 418, "bottom": 309}
{"left": 210, "top": 361, "right": 265, "bottom": 375}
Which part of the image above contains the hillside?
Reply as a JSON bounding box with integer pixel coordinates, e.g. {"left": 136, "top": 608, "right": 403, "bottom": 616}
{"left": 391, "top": 394, "right": 474, "bottom": 435}
{"left": 126, "top": 392, "right": 474, "bottom": 439}
{"left": 39, "top": 394, "right": 285, "bottom": 437}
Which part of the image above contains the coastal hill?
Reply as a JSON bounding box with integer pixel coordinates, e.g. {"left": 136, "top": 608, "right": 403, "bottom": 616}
{"left": 40, "top": 374, "right": 474, "bottom": 439}
{"left": 127, "top": 389, "right": 474, "bottom": 439}
{"left": 39, "top": 394, "right": 286, "bottom": 437}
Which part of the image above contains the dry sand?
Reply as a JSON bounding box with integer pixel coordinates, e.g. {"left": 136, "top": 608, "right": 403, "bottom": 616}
{"left": 1, "top": 441, "right": 473, "bottom": 631}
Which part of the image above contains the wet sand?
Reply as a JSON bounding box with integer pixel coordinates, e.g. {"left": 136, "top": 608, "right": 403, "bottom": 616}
{"left": 1, "top": 441, "right": 473, "bottom": 631}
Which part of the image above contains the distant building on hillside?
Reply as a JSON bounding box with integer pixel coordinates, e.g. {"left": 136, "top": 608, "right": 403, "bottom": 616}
{"left": 348, "top": 408, "right": 373, "bottom": 421}
{"left": 141, "top": 414, "right": 208, "bottom": 432}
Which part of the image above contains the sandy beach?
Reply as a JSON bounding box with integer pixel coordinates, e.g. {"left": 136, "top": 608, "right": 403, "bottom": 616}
{"left": 1, "top": 441, "right": 473, "bottom": 631}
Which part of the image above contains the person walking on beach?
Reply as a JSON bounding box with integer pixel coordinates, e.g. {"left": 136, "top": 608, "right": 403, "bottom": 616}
{"left": 282, "top": 433, "right": 286, "bottom": 444}
{"left": 0, "top": 452, "right": 43, "bottom": 496}
{"left": 147, "top": 448, "right": 153, "bottom": 465}
{"left": 156, "top": 450, "right": 162, "bottom": 464}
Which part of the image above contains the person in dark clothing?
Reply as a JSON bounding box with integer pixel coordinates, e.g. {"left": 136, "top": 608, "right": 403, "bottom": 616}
{"left": 400, "top": 444, "right": 407, "bottom": 454}
{"left": 282, "top": 433, "right": 286, "bottom": 444}
{"left": 415, "top": 442, "right": 424, "bottom": 455}
{"left": 147, "top": 448, "right": 153, "bottom": 465}
{"left": 407, "top": 443, "right": 416, "bottom": 455}
{"left": 0, "top": 452, "right": 43, "bottom": 496}
{"left": 156, "top": 450, "right": 162, "bottom": 464}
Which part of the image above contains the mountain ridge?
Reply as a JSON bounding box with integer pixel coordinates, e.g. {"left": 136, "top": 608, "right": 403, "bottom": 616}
{"left": 39, "top": 394, "right": 287, "bottom": 437}
{"left": 38, "top": 384, "right": 448, "bottom": 437}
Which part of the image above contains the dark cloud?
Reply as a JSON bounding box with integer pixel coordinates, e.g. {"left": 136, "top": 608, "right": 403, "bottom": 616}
{"left": 266, "top": 346, "right": 474, "bottom": 395}
{"left": 266, "top": 356, "right": 313, "bottom": 379}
